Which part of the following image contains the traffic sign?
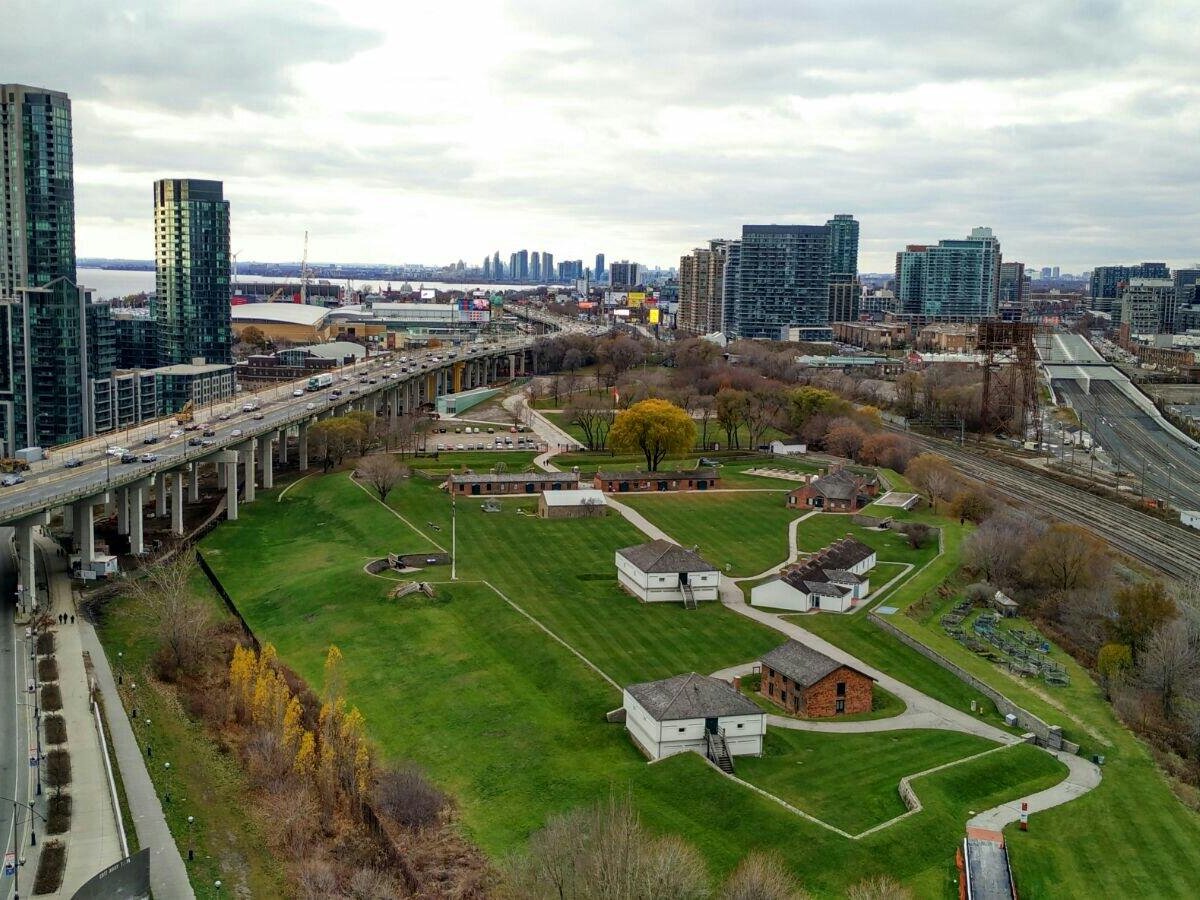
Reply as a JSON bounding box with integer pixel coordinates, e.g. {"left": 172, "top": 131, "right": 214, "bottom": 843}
{"left": 4, "top": 850, "right": 15, "bottom": 876}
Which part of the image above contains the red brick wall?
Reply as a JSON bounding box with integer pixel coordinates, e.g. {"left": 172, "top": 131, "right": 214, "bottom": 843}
{"left": 801, "top": 667, "right": 873, "bottom": 717}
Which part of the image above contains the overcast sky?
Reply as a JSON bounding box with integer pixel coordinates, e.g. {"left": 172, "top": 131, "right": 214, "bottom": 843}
{"left": 5, "top": 0, "right": 1200, "bottom": 272}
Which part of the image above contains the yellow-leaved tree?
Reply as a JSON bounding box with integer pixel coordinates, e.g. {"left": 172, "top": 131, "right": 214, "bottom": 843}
{"left": 607, "top": 398, "right": 696, "bottom": 472}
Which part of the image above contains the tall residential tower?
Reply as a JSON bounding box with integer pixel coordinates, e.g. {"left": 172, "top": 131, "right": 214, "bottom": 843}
{"left": 154, "top": 178, "right": 232, "bottom": 366}
{"left": 0, "top": 84, "right": 97, "bottom": 451}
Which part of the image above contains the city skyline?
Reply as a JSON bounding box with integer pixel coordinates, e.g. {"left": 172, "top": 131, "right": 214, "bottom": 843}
{"left": 4, "top": 2, "right": 1200, "bottom": 272}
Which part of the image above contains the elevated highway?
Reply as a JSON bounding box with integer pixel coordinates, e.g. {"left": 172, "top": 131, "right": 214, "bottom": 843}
{"left": 0, "top": 305, "right": 607, "bottom": 614}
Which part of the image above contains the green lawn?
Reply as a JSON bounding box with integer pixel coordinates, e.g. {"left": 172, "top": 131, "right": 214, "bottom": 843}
{"left": 619, "top": 490, "right": 797, "bottom": 576}
{"left": 96, "top": 583, "right": 288, "bottom": 899}
{"left": 794, "top": 513, "right": 941, "bottom": 568}
{"left": 194, "top": 467, "right": 1200, "bottom": 898}
{"left": 737, "top": 730, "right": 1058, "bottom": 835}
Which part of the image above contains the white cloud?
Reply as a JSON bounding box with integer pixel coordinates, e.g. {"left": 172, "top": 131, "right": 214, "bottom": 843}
{"left": 4, "top": 0, "right": 1200, "bottom": 270}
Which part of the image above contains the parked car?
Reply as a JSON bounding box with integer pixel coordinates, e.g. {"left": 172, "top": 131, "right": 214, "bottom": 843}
{"left": 456, "top": 443, "right": 465, "bottom": 450}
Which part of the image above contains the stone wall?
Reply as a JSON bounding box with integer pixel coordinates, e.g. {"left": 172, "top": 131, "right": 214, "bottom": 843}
{"left": 870, "top": 613, "right": 1081, "bottom": 755}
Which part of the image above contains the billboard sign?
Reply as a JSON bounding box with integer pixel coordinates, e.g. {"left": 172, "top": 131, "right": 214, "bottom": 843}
{"left": 420, "top": 288, "right": 437, "bottom": 300}
{"left": 627, "top": 291, "right": 646, "bottom": 307}
{"left": 648, "top": 308, "right": 660, "bottom": 324}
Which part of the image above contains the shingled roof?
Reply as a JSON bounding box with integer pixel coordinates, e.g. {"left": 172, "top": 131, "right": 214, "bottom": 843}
{"left": 597, "top": 468, "right": 719, "bottom": 481}
{"left": 626, "top": 672, "right": 761, "bottom": 721}
{"left": 806, "top": 469, "right": 862, "bottom": 501}
{"left": 761, "top": 640, "right": 873, "bottom": 687}
{"left": 617, "top": 539, "right": 715, "bottom": 574}
{"left": 810, "top": 536, "right": 875, "bottom": 571}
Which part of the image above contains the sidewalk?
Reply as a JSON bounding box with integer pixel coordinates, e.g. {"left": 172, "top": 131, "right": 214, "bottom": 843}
{"left": 77, "top": 621, "right": 194, "bottom": 900}
{"left": 38, "top": 539, "right": 125, "bottom": 896}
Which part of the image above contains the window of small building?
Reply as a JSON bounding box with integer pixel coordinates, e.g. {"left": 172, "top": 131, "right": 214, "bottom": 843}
{"left": 836, "top": 681, "right": 846, "bottom": 697}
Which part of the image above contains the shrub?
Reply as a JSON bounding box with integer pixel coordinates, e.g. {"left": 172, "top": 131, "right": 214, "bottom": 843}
{"left": 36, "top": 631, "right": 54, "bottom": 655}
{"left": 38, "top": 657, "right": 59, "bottom": 682}
{"left": 375, "top": 765, "right": 448, "bottom": 829}
{"left": 43, "top": 714, "right": 67, "bottom": 745}
{"left": 47, "top": 795, "right": 72, "bottom": 834}
{"left": 32, "top": 841, "right": 66, "bottom": 894}
{"left": 847, "top": 875, "right": 913, "bottom": 900}
{"left": 41, "top": 683, "right": 62, "bottom": 712}
{"left": 722, "top": 851, "right": 810, "bottom": 899}
{"left": 964, "top": 582, "right": 996, "bottom": 605}
{"left": 896, "top": 522, "right": 934, "bottom": 549}
{"left": 45, "top": 749, "right": 72, "bottom": 794}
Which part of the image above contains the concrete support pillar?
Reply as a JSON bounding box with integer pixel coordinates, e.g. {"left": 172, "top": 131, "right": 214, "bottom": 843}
{"left": 277, "top": 428, "right": 288, "bottom": 465}
{"left": 217, "top": 451, "right": 239, "bottom": 521}
{"left": 73, "top": 498, "right": 96, "bottom": 563}
{"left": 155, "top": 471, "right": 168, "bottom": 517}
{"left": 62, "top": 504, "right": 73, "bottom": 534}
{"left": 129, "top": 483, "right": 146, "bottom": 555}
{"left": 189, "top": 463, "right": 201, "bottom": 502}
{"left": 14, "top": 511, "right": 47, "bottom": 614}
{"left": 116, "top": 486, "right": 130, "bottom": 536}
{"left": 217, "top": 459, "right": 227, "bottom": 489}
{"left": 259, "top": 435, "right": 274, "bottom": 489}
{"left": 298, "top": 423, "right": 310, "bottom": 472}
{"left": 508, "top": 354, "right": 516, "bottom": 379}
{"left": 171, "top": 470, "right": 185, "bottom": 536}
{"left": 242, "top": 441, "right": 257, "bottom": 503}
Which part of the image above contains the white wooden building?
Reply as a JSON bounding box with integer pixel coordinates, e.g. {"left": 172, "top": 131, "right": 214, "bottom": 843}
{"left": 615, "top": 540, "right": 720, "bottom": 604}
{"left": 623, "top": 673, "right": 765, "bottom": 761}
{"left": 768, "top": 438, "right": 808, "bottom": 456}
{"left": 750, "top": 536, "right": 877, "bottom": 614}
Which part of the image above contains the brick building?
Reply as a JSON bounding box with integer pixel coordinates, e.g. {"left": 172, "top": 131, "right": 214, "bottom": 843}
{"left": 786, "top": 468, "right": 880, "bottom": 512}
{"left": 758, "top": 640, "right": 874, "bottom": 717}
{"left": 594, "top": 468, "right": 720, "bottom": 493}
{"left": 447, "top": 471, "right": 578, "bottom": 496}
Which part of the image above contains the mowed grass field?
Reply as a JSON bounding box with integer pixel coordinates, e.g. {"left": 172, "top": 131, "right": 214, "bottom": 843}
{"left": 619, "top": 490, "right": 798, "bottom": 576}
{"left": 198, "top": 465, "right": 1079, "bottom": 896}
{"left": 737, "top": 730, "right": 1060, "bottom": 835}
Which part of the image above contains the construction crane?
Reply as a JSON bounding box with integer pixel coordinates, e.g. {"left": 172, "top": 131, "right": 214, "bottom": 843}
{"left": 174, "top": 400, "right": 195, "bottom": 425}
{"left": 300, "top": 230, "right": 311, "bottom": 306}
{"left": 231, "top": 247, "right": 243, "bottom": 282}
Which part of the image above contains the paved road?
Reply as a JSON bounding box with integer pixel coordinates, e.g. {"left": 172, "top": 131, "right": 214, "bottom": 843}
{"left": 1, "top": 527, "right": 36, "bottom": 900}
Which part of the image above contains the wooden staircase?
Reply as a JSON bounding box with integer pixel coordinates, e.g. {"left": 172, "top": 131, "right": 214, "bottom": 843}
{"left": 706, "top": 729, "right": 734, "bottom": 774}
{"left": 681, "top": 582, "right": 698, "bottom": 610}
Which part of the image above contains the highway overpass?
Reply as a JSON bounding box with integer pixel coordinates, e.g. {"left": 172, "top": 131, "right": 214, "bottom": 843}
{"left": 1, "top": 324, "right": 563, "bottom": 615}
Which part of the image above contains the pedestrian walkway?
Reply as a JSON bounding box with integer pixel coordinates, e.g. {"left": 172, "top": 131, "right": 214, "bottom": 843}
{"left": 77, "top": 614, "right": 194, "bottom": 899}
{"left": 504, "top": 393, "right": 583, "bottom": 452}
{"left": 39, "top": 544, "right": 126, "bottom": 896}
{"left": 967, "top": 749, "right": 1101, "bottom": 831}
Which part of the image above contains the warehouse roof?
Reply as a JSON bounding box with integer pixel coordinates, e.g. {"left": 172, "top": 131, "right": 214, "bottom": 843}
{"left": 541, "top": 489, "right": 607, "bottom": 507}
{"left": 231, "top": 303, "right": 330, "bottom": 327}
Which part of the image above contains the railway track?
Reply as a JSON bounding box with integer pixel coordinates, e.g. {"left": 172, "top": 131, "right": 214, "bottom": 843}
{"left": 902, "top": 432, "right": 1200, "bottom": 582}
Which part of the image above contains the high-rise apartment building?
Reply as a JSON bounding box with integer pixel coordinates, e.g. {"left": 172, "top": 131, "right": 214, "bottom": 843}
{"left": 530, "top": 250, "right": 541, "bottom": 281}
{"left": 892, "top": 227, "right": 1001, "bottom": 319}
{"left": 0, "top": 84, "right": 100, "bottom": 451}
{"left": 154, "top": 179, "right": 231, "bottom": 366}
{"left": 542, "top": 251, "right": 553, "bottom": 282}
{"left": 1090, "top": 262, "right": 1169, "bottom": 303}
{"left": 514, "top": 249, "right": 529, "bottom": 281}
{"left": 999, "top": 261, "right": 1027, "bottom": 305}
{"left": 492, "top": 251, "right": 502, "bottom": 279}
{"left": 829, "top": 279, "right": 861, "bottom": 323}
{"left": 1120, "top": 278, "right": 1175, "bottom": 334}
{"left": 595, "top": 253, "right": 606, "bottom": 282}
{"left": 1171, "top": 268, "right": 1200, "bottom": 334}
{"left": 827, "top": 214, "right": 859, "bottom": 277}
{"left": 482, "top": 256, "right": 491, "bottom": 279}
{"left": 677, "top": 240, "right": 731, "bottom": 335}
{"left": 731, "top": 225, "right": 832, "bottom": 339}
{"left": 610, "top": 260, "right": 644, "bottom": 289}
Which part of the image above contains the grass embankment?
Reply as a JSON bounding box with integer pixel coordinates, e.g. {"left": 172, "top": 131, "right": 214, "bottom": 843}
{"left": 199, "top": 467, "right": 1069, "bottom": 896}
{"left": 97, "top": 587, "right": 288, "bottom": 899}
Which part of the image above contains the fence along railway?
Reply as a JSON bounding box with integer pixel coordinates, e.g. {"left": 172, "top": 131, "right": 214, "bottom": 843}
{"left": 898, "top": 431, "right": 1200, "bottom": 583}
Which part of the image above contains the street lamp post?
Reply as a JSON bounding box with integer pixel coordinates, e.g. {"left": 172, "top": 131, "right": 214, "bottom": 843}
{"left": 450, "top": 495, "right": 457, "bottom": 581}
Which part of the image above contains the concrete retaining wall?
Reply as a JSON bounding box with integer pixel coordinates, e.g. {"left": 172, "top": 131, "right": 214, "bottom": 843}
{"left": 869, "top": 613, "right": 1080, "bottom": 754}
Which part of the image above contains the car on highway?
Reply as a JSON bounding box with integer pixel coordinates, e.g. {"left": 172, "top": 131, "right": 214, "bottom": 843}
{"left": 230, "top": 428, "right": 244, "bottom": 437}
{"left": 107, "top": 446, "right": 129, "bottom": 457}
{"left": 184, "top": 423, "right": 200, "bottom": 431}
{"left": 241, "top": 401, "right": 260, "bottom": 412}
{"left": 293, "top": 388, "right": 305, "bottom": 397}
{"left": 253, "top": 413, "right": 265, "bottom": 420}
{"left": 218, "top": 413, "right": 231, "bottom": 421}
{"left": 1, "top": 474, "right": 25, "bottom": 486}
{"left": 169, "top": 429, "right": 184, "bottom": 439}
{"left": 143, "top": 435, "right": 159, "bottom": 445}
{"left": 139, "top": 452, "right": 159, "bottom": 462}
{"left": 201, "top": 438, "right": 215, "bottom": 446}
{"left": 306, "top": 402, "right": 316, "bottom": 410}
{"left": 120, "top": 453, "right": 138, "bottom": 464}
{"left": 63, "top": 458, "right": 81, "bottom": 468}
{"left": 188, "top": 437, "right": 203, "bottom": 446}
{"left": 203, "top": 428, "right": 216, "bottom": 437}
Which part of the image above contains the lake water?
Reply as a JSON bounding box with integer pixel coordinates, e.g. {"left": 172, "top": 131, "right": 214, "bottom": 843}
{"left": 77, "top": 267, "right": 542, "bottom": 300}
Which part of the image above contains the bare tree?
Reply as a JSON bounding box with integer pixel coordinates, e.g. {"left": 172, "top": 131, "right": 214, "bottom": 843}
{"left": 721, "top": 852, "right": 810, "bottom": 899}
{"left": 357, "top": 454, "right": 408, "bottom": 502}
{"left": 565, "top": 394, "right": 615, "bottom": 451}
{"left": 961, "top": 511, "right": 1038, "bottom": 586}
{"left": 125, "top": 551, "right": 212, "bottom": 678}
{"left": 374, "top": 765, "right": 448, "bottom": 829}
{"left": 1139, "top": 618, "right": 1200, "bottom": 718}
